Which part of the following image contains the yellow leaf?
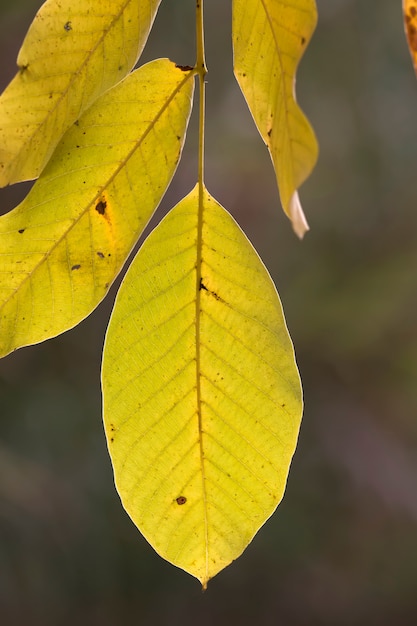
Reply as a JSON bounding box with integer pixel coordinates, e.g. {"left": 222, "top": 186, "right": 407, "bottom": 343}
{"left": 0, "top": 0, "right": 161, "bottom": 186}
{"left": 102, "top": 185, "right": 302, "bottom": 587}
{"left": 404, "top": 0, "right": 417, "bottom": 76}
{"left": 0, "top": 59, "right": 194, "bottom": 357}
{"left": 233, "top": 0, "right": 318, "bottom": 237}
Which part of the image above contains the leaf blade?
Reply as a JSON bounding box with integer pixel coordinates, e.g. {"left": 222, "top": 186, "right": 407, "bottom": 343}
{"left": 0, "top": 0, "right": 162, "bottom": 186}
{"left": 233, "top": 0, "right": 318, "bottom": 237}
{"left": 102, "top": 186, "right": 302, "bottom": 586}
{"left": 0, "top": 59, "right": 194, "bottom": 357}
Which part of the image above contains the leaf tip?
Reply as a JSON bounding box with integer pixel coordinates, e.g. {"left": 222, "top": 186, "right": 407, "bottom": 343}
{"left": 289, "top": 191, "right": 309, "bottom": 239}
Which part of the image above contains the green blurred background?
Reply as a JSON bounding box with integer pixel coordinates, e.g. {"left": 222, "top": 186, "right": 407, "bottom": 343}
{"left": 1, "top": 0, "right": 417, "bottom": 624}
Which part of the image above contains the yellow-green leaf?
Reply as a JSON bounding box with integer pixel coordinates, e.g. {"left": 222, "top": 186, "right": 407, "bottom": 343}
{"left": 102, "top": 185, "right": 302, "bottom": 587}
{"left": 0, "top": 59, "right": 194, "bottom": 357}
{"left": 233, "top": 0, "right": 318, "bottom": 237}
{"left": 0, "top": 0, "right": 161, "bottom": 186}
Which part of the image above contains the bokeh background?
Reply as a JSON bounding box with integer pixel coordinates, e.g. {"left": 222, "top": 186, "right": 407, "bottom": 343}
{"left": 1, "top": 0, "right": 417, "bottom": 624}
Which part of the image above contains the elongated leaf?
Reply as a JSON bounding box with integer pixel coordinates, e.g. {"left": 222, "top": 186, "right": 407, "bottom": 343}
{"left": 0, "top": 0, "right": 161, "bottom": 186}
{"left": 0, "top": 59, "right": 194, "bottom": 357}
{"left": 404, "top": 0, "right": 417, "bottom": 76}
{"left": 233, "top": 0, "right": 318, "bottom": 237}
{"left": 102, "top": 185, "right": 302, "bottom": 587}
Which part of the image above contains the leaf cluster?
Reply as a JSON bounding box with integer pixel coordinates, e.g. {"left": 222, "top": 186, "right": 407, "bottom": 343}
{"left": 0, "top": 0, "right": 318, "bottom": 586}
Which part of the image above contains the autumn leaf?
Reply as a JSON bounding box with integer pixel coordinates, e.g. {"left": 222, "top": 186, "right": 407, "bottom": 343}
{"left": 404, "top": 0, "right": 417, "bottom": 76}
{"left": 0, "top": 0, "right": 161, "bottom": 186}
{"left": 233, "top": 0, "right": 318, "bottom": 237}
{"left": 0, "top": 59, "right": 194, "bottom": 357}
{"left": 102, "top": 185, "right": 303, "bottom": 587}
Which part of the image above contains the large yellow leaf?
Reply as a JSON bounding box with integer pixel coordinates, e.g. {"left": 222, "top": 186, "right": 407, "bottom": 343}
{"left": 233, "top": 0, "right": 318, "bottom": 237}
{"left": 102, "top": 185, "right": 302, "bottom": 587}
{"left": 0, "top": 0, "right": 161, "bottom": 186}
{"left": 0, "top": 59, "right": 194, "bottom": 357}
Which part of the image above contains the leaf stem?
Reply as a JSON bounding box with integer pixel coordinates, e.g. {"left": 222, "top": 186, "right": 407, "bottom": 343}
{"left": 196, "top": 0, "right": 207, "bottom": 187}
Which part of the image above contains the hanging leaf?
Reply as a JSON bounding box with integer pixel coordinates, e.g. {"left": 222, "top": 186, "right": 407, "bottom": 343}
{"left": 404, "top": 0, "right": 417, "bottom": 76}
{"left": 0, "top": 59, "right": 194, "bottom": 357}
{"left": 0, "top": 0, "right": 161, "bottom": 186}
{"left": 102, "top": 185, "right": 303, "bottom": 587}
{"left": 233, "top": 0, "right": 318, "bottom": 238}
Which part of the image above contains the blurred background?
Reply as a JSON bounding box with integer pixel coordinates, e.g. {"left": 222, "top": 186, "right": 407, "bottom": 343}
{"left": 1, "top": 0, "right": 417, "bottom": 624}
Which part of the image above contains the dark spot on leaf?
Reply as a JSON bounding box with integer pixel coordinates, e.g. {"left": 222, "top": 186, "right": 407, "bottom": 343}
{"left": 110, "top": 437, "right": 114, "bottom": 443}
{"left": 301, "top": 36, "right": 306, "bottom": 45}
{"left": 267, "top": 128, "right": 272, "bottom": 137}
{"left": 199, "top": 279, "right": 223, "bottom": 302}
{"left": 71, "top": 264, "right": 81, "bottom": 270}
{"left": 95, "top": 199, "right": 107, "bottom": 215}
{"left": 176, "top": 496, "right": 187, "bottom": 505}
{"left": 18, "top": 229, "right": 25, "bottom": 234}
{"left": 109, "top": 423, "right": 116, "bottom": 431}
{"left": 175, "top": 64, "right": 194, "bottom": 71}
{"left": 75, "top": 120, "right": 79, "bottom": 126}
{"left": 19, "top": 64, "right": 29, "bottom": 73}
{"left": 97, "top": 251, "right": 105, "bottom": 258}
{"left": 107, "top": 253, "right": 111, "bottom": 257}
{"left": 104, "top": 283, "right": 109, "bottom": 289}
{"left": 64, "top": 21, "right": 72, "bottom": 32}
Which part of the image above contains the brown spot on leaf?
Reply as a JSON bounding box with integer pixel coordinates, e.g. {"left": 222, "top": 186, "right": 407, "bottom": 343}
{"left": 97, "top": 251, "right": 105, "bottom": 258}
{"left": 71, "top": 264, "right": 81, "bottom": 270}
{"left": 176, "top": 496, "right": 187, "bottom": 505}
{"left": 95, "top": 199, "right": 107, "bottom": 215}
{"left": 175, "top": 64, "right": 194, "bottom": 71}
{"left": 18, "top": 228, "right": 25, "bottom": 234}
{"left": 199, "top": 279, "right": 224, "bottom": 303}
{"left": 64, "top": 21, "right": 72, "bottom": 32}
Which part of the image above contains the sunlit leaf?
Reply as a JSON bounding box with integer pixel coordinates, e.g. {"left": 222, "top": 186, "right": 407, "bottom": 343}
{"left": 102, "top": 185, "right": 303, "bottom": 587}
{"left": 404, "top": 0, "right": 417, "bottom": 76}
{"left": 0, "top": 59, "right": 194, "bottom": 357}
{"left": 233, "top": 0, "right": 318, "bottom": 237}
{"left": 0, "top": 0, "right": 161, "bottom": 186}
